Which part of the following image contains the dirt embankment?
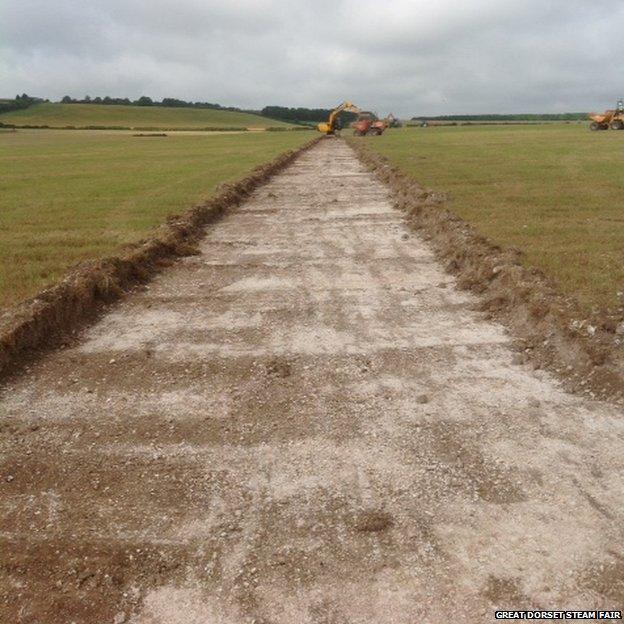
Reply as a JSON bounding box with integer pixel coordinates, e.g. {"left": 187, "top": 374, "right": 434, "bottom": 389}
{"left": 0, "top": 136, "right": 321, "bottom": 379}
{"left": 347, "top": 138, "right": 624, "bottom": 403}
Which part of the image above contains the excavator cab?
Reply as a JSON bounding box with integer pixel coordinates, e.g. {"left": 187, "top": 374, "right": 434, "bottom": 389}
{"left": 318, "top": 101, "right": 361, "bottom": 135}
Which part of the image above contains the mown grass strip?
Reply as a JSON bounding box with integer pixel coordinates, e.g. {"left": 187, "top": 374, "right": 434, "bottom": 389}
{"left": 358, "top": 124, "right": 624, "bottom": 311}
{"left": 0, "top": 130, "right": 311, "bottom": 308}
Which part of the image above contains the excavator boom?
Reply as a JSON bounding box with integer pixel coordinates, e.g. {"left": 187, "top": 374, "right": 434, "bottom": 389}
{"left": 318, "top": 101, "right": 361, "bottom": 135}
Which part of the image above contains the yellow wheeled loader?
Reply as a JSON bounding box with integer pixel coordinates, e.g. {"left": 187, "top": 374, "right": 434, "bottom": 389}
{"left": 589, "top": 99, "right": 624, "bottom": 130}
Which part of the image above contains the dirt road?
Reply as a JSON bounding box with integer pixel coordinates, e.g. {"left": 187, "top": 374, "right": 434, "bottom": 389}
{"left": 1, "top": 140, "right": 623, "bottom": 623}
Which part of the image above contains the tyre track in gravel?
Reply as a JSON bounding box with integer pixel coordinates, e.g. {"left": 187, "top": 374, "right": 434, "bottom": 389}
{"left": 1, "top": 139, "right": 623, "bottom": 623}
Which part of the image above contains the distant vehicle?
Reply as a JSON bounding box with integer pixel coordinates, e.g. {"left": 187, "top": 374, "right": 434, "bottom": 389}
{"left": 353, "top": 111, "right": 388, "bottom": 136}
{"left": 386, "top": 113, "right": 402, "bottom": 128}
{"left": 589, "top": 99, "right": 624, "bottom": 130}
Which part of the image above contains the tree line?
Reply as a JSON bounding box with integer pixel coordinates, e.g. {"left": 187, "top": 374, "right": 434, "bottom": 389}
{"left": 0, "top": 94, "right": 590, "bottom": 124}
{"left": 411, "top": 113, "right": 587, "bottom": 121}
{"left": 58, "top": 98, "right": 342, "bottom": 123}
{"left": 56, "top": 98, "right": 346, "bottom": 124}
{"left": 260, "top": 106, "right": 337, "bottom": 122}
{"left": 0, "top": 94, "right": 342, "bottom": 124}
{"left": 59, "top": 95, "right": 243, "bottom": 111}
{"left": 0, "top": 94, "right": 45, "bottom": 114}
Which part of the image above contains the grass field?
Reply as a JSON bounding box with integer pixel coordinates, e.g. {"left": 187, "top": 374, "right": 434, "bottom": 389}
{"left": 358, "top": 124, "right": 624, "bottom": 310}
{"left": 0, "top": 103, "right": 294, "bottom": 129}
{"left": 0, "top": 129, "right": 309, "bottom": 308}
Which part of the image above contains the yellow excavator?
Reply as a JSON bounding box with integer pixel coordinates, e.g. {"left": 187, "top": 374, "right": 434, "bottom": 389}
{"left": 318, "top": 101, "right": 361, "bottom": 135}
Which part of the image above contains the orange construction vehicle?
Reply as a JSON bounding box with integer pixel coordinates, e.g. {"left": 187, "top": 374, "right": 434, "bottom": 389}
{"left": 589, "top": 99, "right": 624, "bottom": 130}
{"left": 352, "top": 111, "right": 388, "bottom": 136}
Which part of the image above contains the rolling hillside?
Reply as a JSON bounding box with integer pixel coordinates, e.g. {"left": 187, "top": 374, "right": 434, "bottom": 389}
{"left": 0, "top": 103, "right": 295, "bottom": 129}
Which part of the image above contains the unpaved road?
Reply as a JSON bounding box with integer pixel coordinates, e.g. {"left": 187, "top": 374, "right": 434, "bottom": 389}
{"left": 1, "top": 140, "right": 623, "bottom": 623}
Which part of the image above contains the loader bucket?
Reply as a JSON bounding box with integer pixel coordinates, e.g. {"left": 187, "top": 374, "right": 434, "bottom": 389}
{"left": 589, "top": 111, "right": 614, "bottom": 124}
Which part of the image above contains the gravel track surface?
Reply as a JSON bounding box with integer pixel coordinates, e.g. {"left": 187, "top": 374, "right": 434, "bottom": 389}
{"left": 1, "top": 139, "right": 623, "bottom": 623}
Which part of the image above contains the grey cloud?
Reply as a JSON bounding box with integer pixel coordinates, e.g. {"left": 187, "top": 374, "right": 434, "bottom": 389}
{"left": 1, "top": 0, "right": 623, "bottom": 116}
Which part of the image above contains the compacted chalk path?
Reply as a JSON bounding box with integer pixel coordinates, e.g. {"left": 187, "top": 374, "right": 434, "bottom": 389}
{"left": 1, "top": 140, "right": 623, "bottom": 624}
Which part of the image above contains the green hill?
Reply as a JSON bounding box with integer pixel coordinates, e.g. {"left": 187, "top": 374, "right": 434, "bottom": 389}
{"left": 0, "top": 103, "right": 294, "bottom": 129}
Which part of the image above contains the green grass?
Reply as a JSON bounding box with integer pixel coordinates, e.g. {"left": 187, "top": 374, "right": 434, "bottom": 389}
{"left": 0, "top": 103, "right": 294, "bottom": 129}
{"left": 0, "top": 129, "right": 310, "bottom": 308}
{"left": 357, "top": 125, "right": 624, "bottom": 311}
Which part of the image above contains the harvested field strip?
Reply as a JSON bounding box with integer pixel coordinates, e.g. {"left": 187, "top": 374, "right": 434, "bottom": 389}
{"left": 347, "top": 136, "right": 624, "bottom": 403}
{"left": 0, "top": 130, "right": 311, "bottom": 308}
{"left": 0, "top": 136, "right": 320, "bottom": 377}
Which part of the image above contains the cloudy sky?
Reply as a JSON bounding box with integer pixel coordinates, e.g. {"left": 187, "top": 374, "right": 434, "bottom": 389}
{"left": 1, "top": 0, "right": 623, "bottom": 116}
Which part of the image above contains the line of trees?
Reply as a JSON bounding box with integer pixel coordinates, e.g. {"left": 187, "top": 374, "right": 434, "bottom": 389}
{"left": 60, "top": 95, "right": 244, "bottom": 111}
{"left": 260, "top": 106, "right": 360, "bottom": 125}
{"left": 2, "top": 94, "right": 590, "bottom": 124}
{"left": 0, "top": 94, "right": 44, "bottom": 114}
{"left": 411, "top": 113, "right": 587, "bottom": 121}
{"left": 261, "top": 106, "right": 333, "bottom": 122}
{"left": 2, "top": 94, "right": 343, "bottom": 124}
{"left": 55, "top": 97, "right": 352, "bottom": 124}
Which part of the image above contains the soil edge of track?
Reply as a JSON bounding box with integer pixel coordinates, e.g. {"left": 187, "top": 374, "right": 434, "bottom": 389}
{"left": 347, "top": 136, "right": 624, "bottom": 404}
{"left": 0, "top": 136, "right": 321, "bottom": 380}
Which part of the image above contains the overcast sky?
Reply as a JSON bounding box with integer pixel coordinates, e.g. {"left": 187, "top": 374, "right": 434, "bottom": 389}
{"left": 2, "top": 0, "right": 623, "bottom": 116}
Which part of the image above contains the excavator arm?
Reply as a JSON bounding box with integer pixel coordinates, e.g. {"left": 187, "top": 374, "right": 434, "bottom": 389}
{"left": 318, "top": 101, "right": 361, "bottom": 135}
